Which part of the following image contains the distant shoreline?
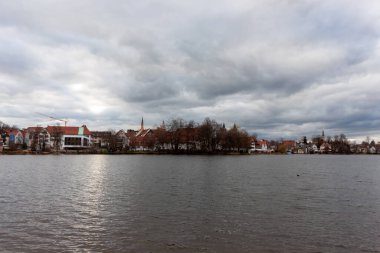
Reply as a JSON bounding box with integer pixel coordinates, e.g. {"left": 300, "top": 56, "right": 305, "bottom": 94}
{"left": 1, "top": 150, "right": 379, "bottom": 156}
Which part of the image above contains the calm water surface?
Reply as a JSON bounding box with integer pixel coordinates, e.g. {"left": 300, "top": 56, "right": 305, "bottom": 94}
{"left": 0, "top": 155, "right": 380, "bottom": 252}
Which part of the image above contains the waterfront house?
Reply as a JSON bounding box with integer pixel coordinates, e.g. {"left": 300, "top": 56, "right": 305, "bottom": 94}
{"left": 357, "top": 145, "right": 368, "bottom": 154}
{"left": 281, "top": 140, "right": 296, "bottom": 152}
{"left": 129, "top": 118, "right": 155, "bottom": 151}
{"left": 320, "top": 142, "right": 332, "bottom": 154}
{"left": 249, "top": 140, "right": 256, "bottom": 153}
{"left": 4, "top": 129, "right": 13, "bottom": 146}
{"left": 369, "top": 146, "right": 377, "bottom": 154}
{"left": 116, "top": 130, "right": 129, "bottom": 150}
{"left": 252, "top": 140, "right": 269, "bottom": 153}
{"left": 24, "top": 127, "right": 51, "bottom": 151}
{"left": 14, "top": 130, "right": 24, "bottom": 145}
{"left": 46, "top": 125, "right": 91, "bottom": 150}
{"left": 91, "top": 130, "right": 129, "bottom": 151}
{"left": 297, "top": 148, "right": 305, "bottom": 154}
{"left": 125, "top": 129, "right": 138, "bottom": 149}
{"left": 91, "top": 131, "right": 112, "bottom": 148}
{"left": 134, "top": 128, "right": 154, "bottom": 151}
{"left": 3, "top": 129, "right": 24, "bottom": 149}
{"left": 311, "top": 144, "right": 319, "bottom": 153}
{"left": 376, "top": 144, "right": 380, "bottom": 154}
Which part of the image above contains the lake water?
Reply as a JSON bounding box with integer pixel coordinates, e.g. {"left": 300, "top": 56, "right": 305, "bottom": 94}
{"left": 0, "top": 155, "right": 379, "bottom": 252}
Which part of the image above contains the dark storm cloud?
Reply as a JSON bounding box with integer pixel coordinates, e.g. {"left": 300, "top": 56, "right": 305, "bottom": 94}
{"left": 0, "top": 0, "right": 380, "bottom": 140}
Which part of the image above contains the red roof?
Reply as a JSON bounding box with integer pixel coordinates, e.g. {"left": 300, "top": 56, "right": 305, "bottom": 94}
{"left": 46, "top": 125, "right": 91, "bottom": 136}
{"left": 256, "top": 140, "right": 268, "bottom": 145}
{"left": 126, "top": 130, "right": 137, "bottom": 138}
{"left": 136, "top": 129, "right": 152, "bottom": 137}
{"left": 282, "top": 140, "right": 296, "bottom": 147}
{"left": 4, "top": 129, "right": 21, "bottom": 136}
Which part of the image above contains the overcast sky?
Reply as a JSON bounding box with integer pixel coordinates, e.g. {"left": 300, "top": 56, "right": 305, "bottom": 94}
{"left": 1, "top": 0, "right": 380, "bottom": 141}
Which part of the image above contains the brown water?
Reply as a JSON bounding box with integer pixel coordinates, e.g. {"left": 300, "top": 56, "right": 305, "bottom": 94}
{"left": 0, "top": 155, "right": 380, "bottom": 252}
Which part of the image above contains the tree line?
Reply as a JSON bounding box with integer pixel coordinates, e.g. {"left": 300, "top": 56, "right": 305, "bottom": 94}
{"left": 128, "top": 117, "right": 253, "bottom": 153}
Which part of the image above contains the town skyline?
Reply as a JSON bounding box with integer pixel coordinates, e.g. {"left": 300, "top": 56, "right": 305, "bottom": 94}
{"left": 2, "top": 116, "right": 379, "bottom": 155}
{"left": 1, "top": 117, "right": 379, "bottom": 145}
{"left": 1, "top": 1, "right": 380, "bottom": 141}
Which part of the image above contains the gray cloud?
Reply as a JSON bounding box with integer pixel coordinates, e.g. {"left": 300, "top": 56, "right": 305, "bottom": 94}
{"left": 0, "top": 0, "right": 380, "bottom": 141}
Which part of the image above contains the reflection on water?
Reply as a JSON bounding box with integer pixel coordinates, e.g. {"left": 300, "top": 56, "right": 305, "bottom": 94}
{"left": 0, "top": 155, "right": 380, "bottom": 252}
{"left": 73, "top": 156, "right": 107, "bottom": 236}
{"left": 81, "top": 155, "right": 107, "bottom": 211}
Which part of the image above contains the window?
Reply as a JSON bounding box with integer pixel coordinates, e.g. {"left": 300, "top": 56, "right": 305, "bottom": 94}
{"left": 64, "top": 137, "right": 82, "bottom": 146}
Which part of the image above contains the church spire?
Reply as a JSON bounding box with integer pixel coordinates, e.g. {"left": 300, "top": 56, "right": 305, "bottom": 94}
{"left": 141, "top": 117, "right": 144, "bottom": 131}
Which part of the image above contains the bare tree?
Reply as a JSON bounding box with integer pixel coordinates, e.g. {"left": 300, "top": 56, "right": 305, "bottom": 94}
{"left": 238, "top": 129, "right": 251, "bottom": 152}
{"left": 51, "top": 125, "right": 63, "bottom": 152}
{"left": 128, "top": 134, "right": 138, "bottom": 151}
{"left": 223, "top": 124, "right": 251, "bottom": 152}
{"left": 198, "top": 117, "right": 221, "bottom": 152}
{"left": 217, "top": 124, "right": 228, "bottom": 151}
{"left": 167, "top": 118, "right": 186, "bottom": 151}
{"left": 30, "top": 127, "right": 42, "bottom": 152}
{"left": 0, "top": 121, "right": 10, "bottom": 132}
{"left": 144, "top": 132, "right": 156, "bottom": 151}
{"left": 183, "top": 120, "right": 198, "bottom": 152}
{"left": 154, "top": 123, "right": 168, "bottom": 151}
{"left": 331, "top": 133, "right": 351, "bottom": 154}
{"left": 106, "top": 130, "right": 119, "bottom": 152}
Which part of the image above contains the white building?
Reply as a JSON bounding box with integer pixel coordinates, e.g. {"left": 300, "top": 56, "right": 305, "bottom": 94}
{"left": 46, "top": 125, "right": 91, "bottom": 150}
